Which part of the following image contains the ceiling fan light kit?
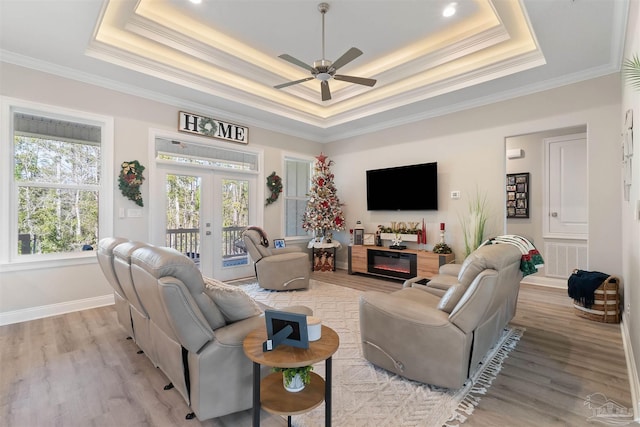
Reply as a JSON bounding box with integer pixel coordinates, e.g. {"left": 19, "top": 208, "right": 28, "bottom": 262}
{"left": 274, "top": 2, "right": 376, "bottom": 101}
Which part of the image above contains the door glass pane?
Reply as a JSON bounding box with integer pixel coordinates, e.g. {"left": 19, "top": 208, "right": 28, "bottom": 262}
{"left": 221, "top": 178, "right": 249, "bottom": 267}
{"left": 165, "top": 174, "right": 201, "bottom": 266}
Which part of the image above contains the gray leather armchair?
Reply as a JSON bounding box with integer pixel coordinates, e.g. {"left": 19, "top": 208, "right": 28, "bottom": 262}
{"left": 242, "top": 227, "right": 310, "bottom": 290}
{"left": 359, "top": 243, "right": 523, "bottom": 389}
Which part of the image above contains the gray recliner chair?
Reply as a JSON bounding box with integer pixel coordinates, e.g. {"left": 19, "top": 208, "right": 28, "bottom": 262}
{"left": 242, "top": 227, "right": 310, "bottom": 290}
{"left": 359, "top": 243, "right": 523, "bottom": 389}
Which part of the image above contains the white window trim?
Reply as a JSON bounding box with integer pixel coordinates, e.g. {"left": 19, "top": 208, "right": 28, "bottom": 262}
{"left": 282, "top": 152, "right": 314, "bottom": 241}
{"left": 0, "top": 97, "right": 114, "bottom": 271}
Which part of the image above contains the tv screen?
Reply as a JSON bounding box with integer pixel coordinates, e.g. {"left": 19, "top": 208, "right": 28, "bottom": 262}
{"left": 366, "top": 162, "right": 438, "bottom": 211}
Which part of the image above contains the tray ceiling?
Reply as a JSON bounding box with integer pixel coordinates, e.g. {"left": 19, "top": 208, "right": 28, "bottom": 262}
{"left": 0, "top": 0, "right": 628, "bottom": 142}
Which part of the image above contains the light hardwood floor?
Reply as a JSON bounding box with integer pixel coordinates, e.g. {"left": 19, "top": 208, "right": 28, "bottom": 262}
{"left": 0, "top": 269, "right": 636, "bottom": 426}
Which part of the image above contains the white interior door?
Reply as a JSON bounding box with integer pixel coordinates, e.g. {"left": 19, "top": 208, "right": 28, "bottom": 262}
{"left": 544, "top": 133, "right": 588, "bottom": 239}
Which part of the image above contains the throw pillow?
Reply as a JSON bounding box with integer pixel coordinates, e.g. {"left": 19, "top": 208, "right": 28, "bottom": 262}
{"left": 203, "top": 276, "right": 262, "bottom": 323}
{"left": 437, "top": 283, "right": 467, "bottom": 314}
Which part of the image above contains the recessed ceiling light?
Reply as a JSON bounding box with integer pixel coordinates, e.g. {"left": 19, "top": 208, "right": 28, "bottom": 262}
{"left": 190, "top": 0, "right": 202, "bottom": 4}
{"left": 443, "top": 3, "right": 457, "bottom": 18}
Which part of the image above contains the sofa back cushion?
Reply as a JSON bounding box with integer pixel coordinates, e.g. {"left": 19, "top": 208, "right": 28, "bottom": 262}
{"left": 132, "top": 246, "right": 226, "bottom": 330}
{"left": 203, "top": 276, "right": 262, "bottom": 323}
{"left": 243, "top": 229, "right": 273, "bottom": 262}
{"left": 437, "top": 284, "right": 467, "bottom": 313}
{"left": 113, "top": 240, "right": 149, "bottom": 316}
{"left": 97, "top": 237, "right": 129, "bottom": 297}
{"left": 448, "top": 244, "right": 523, "bottom": 332}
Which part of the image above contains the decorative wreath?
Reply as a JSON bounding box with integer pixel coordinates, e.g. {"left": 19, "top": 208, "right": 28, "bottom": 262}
{"left": 265, "top": 171, "right": 283, "bottom": 206}
{"left": 118, "top": 160, "right": 145, "bottom": 207}
{"left": 198, "top": 117, "right": 217, "bottom": 137}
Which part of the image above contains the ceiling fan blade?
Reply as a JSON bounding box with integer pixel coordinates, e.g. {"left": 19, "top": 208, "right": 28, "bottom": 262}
{"left": 274, "top": 77, "right": 315, "bottom": 89}
{"left": 321, "top": 80, "right": 331, "bottom": 101}
{"left": 278, "top": 54, "right": 316, "bottom": 73}
{"left": 331, "top": 47, "right": 363, "bottom": 71}
{"left": 334, "top": 74, "right": 377, "bottom": 87}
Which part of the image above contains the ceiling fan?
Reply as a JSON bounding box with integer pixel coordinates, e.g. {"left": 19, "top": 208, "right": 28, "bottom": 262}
{"left": 274, "top": 2, "right": 376, "bottom": 101}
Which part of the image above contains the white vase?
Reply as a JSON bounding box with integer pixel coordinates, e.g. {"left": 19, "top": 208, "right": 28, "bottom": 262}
{"left": 283, "top": 372, "right": 305, "bottom": 392}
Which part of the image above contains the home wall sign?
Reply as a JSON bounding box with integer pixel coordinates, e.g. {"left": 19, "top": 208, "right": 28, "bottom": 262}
{"left": 179, "top": 111, "right": 248, "bottom": 144}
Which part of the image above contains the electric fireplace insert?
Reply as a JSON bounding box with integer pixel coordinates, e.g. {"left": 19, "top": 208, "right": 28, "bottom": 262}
{"left": 367, "top": 249, "right": 417, "bottom": 280}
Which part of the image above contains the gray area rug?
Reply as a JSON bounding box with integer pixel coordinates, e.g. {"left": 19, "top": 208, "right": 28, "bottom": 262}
{"left": 242, "top": 280, "right": 524, "bottom": 427}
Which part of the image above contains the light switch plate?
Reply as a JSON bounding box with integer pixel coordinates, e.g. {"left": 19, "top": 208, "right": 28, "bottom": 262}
{"left": 451, "top": 191, "right": 461, "bottom": 199}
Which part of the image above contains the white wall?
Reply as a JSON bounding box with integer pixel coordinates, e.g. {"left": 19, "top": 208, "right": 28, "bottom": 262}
{"left": 326, "top": 74, "right": 623, "bottom": 280}
{"left": 621, "top": 0, "right": 640, "bottom": 414}
{"left": 0, "top": 63, "right": 321, "bottom": 320}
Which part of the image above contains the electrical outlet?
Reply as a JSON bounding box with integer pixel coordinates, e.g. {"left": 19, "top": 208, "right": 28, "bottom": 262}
{"left": 627, "top": 302, "right": 631, "bottom": 313}
{"left": 451, "top": 191, "right": 461, "bottom": 199}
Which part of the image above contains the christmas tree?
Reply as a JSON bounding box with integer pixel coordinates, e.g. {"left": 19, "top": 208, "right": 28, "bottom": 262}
{"left": 302, "top": 153, "right": 346, "bottom": 237}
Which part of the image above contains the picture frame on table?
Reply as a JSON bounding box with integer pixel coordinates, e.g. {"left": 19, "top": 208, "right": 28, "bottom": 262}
{"left": 273, "top": 238, "right": 286, "bottom": 249}
{"left": 264, "top": 310, "right": 309, "bottom": 350}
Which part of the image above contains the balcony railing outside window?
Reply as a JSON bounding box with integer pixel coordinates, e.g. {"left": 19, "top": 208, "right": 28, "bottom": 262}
{"left": 166, "top": 226, "right": 248, "bottom": 266}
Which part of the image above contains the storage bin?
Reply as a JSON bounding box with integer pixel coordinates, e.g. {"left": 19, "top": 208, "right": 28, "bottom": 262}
{"left": 572, "top": 275, "right": 620, "bottom": 323}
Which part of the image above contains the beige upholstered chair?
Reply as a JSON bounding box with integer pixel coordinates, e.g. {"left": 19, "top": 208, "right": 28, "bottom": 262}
{"left": 359, "top": 244, "right": 523, "bottom": 389}
{"left": 97, "top": 237, "right": 133, "bottom": 337}
{"left": 242, "top": 227, "right": 310, "bottom": 290}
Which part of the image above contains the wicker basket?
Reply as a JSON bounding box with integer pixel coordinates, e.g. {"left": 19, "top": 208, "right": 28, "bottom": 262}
{"left": 573, "top": 275, "right": 620, "bottom": 323}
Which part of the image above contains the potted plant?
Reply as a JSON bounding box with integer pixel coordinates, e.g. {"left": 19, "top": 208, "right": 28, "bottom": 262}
{"left": 274, "top": 366, "right": 313, "bottom": 392}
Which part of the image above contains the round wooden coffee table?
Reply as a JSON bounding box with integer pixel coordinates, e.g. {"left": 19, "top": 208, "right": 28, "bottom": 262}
{"left": 243, "top": 325, "right": 339, "bottom": 427}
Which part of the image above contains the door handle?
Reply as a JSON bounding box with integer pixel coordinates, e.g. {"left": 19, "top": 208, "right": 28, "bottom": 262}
{"left": 205, "top": 231, "right": 212, "bottom": 235}
{"left": 551, "top": 212, "right": 558, "bottom": 217}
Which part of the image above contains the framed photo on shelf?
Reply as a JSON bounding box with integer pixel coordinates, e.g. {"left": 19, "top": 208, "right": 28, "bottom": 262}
{"left": 506, "top": 172, "right": 529, "bottom": 218}
{"left": 363, "top": 233, "right": 375, "bottom": 245}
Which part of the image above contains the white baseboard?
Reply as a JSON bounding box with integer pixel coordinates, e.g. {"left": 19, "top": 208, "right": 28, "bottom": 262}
{"left": 621, "top": 312, "right": 640, "bottom": 421}
{"left": 520, "top": 275, "right": 566, "bottom": 289}
{"left": 0, "top": 294, "right": 115, "bottom": 326}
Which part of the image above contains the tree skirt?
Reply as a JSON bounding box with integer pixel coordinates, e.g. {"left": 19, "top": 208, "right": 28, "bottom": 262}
{"left": 242, "top": 280, "right": 524, "bottom": 427}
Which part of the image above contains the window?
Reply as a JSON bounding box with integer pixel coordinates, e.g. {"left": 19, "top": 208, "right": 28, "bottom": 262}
{"left": 284, "top": 156, "right": 312, "bottom": 238}
{"left": 1, "top": 99, "right": 113, "bottom": 267}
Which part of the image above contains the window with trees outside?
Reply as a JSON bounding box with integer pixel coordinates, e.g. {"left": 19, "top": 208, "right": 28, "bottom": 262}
{"left": 1, "top": 101, "right": 113, "bottom": 266}
{"left": 284, "top": 157, "right": 312, "bottom": 238}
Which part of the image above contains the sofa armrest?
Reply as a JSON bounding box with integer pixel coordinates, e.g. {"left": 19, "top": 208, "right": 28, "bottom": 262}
{"left": 439, "top": 263, "right": 461, "bottom": 276}
{"left": 402, "top": 276, "right": 429, "bottom": 288}
{"left": 215, "top": 315, "right": 265, "bottom": 346}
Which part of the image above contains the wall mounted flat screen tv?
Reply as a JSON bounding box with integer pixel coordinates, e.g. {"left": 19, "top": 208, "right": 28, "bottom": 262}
{"left": 366, "top": 162, "right": 438, "bottom": 211}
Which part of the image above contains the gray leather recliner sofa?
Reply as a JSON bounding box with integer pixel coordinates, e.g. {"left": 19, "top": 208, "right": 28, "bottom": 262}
{"left": 359, "top": 243, "right": 523, "bottom": 389}
{"left": 97, "top": 238, "right": 312, "bottom": 421}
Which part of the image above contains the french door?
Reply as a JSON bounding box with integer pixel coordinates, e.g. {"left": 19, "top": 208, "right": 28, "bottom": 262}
{"left": 155, "top": 164, "right": 257, "bottom": 281}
